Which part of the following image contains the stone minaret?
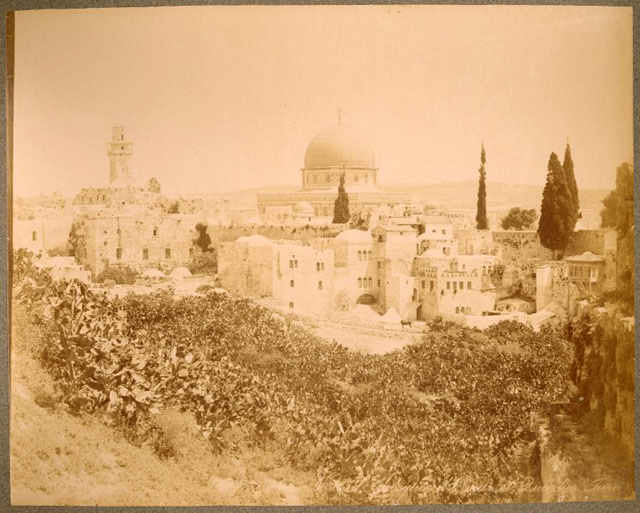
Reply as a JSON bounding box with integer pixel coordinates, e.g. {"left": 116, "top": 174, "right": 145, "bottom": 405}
{"left": 108, "top": 126, "right": 133, "bottom": 186}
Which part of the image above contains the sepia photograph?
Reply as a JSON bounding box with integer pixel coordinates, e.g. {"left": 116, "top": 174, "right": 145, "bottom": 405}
{"left": 7, "top": 3, "right": 636, "bottom": 507}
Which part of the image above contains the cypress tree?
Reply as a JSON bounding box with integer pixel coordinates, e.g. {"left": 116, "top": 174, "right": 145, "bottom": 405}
{"left": 562, "top": 144, "right": 580, "bottom": 230}
{"left": 475, "top": 144, "right": 488, "bottom": 230}
{"left": 538, "top": 152, "right": 573, "bottom": 258}
{"left": 333, "top": 173, "right": 350, "bottom": 224}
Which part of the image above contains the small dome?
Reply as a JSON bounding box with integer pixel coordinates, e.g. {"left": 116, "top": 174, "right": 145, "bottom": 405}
{"left": 294, "top": 201, "right": 314, "bottom": 215}
{"left": 170, "top": 266, "right": 192, "bottom": 279}
{"left": 335, "top": 229, "right": 372, "bottom": 244}
{"left": 304, "top": 125, "right": 375, "bottom": 169}
{"left": 142, "top": 268, "right": 165, "bottom": 279}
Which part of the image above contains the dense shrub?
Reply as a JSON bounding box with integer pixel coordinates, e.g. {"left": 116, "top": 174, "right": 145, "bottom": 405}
{"left": 47, "top": 244, "right": 71, "bottom": 257}
{"left": 13, "top": 250, "right": 572, "bottom": 504}
{"left": 96, "top": 265, "right": 138, "bottom": 285}
{"left": 189, "top": 250, "right": 217, "bottom": 275}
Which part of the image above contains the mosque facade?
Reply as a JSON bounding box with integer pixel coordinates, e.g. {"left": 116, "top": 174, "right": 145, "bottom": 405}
{"left": 257, "top": 125, "right": 410, "bottom": 223}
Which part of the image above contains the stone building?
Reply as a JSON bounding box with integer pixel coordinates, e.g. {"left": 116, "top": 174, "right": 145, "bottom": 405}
{"left": 412, "top": 254, "right": 498, "bottom": 318}
{"left": 219, "top": 218, "right": 500, "bottom": 321}
{"left": 565, "top": 251, "right": 610, "bottom": 296}
{"left": 257, "top": 124, "right": 410, "bottom": 223}
{"left": 273, "top": 240, "right": 335, "bottom": 316}
{"left": 12, "top": 216, "right": 74, "bottom": 254}
{"left": 76, "top": 213, "right": 199, "bottom": 276}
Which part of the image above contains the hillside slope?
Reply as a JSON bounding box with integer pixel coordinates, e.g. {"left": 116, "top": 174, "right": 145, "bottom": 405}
{"left": 10, "top": 305, "right": 315, "bottom": 506}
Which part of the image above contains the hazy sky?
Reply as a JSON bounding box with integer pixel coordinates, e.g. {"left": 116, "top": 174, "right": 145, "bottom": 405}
{"left": 14, "top": 5, "right": 633, "bottom": 197}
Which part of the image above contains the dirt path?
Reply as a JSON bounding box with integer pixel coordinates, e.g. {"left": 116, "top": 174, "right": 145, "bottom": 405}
{"left": 308, "top": 318, "right": 421, "bottom": 354}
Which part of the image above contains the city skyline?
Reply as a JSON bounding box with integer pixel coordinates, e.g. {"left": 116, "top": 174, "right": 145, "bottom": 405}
{"left": 13, "top": 5, "right": 633, "bottom": 197}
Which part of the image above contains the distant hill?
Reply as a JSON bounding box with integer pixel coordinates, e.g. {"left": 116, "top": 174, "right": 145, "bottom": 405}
{"left": 214, "top": 181, "right": 609, "bottom": 213}
{"left": 381, "top": 181, "right": 609, "bottom": 212}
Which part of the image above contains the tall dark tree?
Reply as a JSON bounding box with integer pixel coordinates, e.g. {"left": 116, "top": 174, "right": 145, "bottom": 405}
{"left": 193, "top": 222, "right": 212, "bottom": 252}
{"left": 475, "top": 144, "right": 488, "bottom": 230}
{"left": 333, "top": 173, "right": 350, "bottom": 224}
{"left": 538, "top": 152, "right": 573, "bottom": 259}
{"left": 562, "top": 144, "right": 580, "bottom": 230}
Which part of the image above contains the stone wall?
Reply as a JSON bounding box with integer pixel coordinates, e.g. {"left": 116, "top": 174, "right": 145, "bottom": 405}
{"left": 570, "top": 303, "right": 634, "bottom": 456}
{"left": 207, "top": 225, "right": 343, "bottom": 245}
{"left": 80, "top": 214, "right": 198, "bottom": 276}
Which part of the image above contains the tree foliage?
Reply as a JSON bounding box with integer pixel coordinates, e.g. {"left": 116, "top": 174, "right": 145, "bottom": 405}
{"left": 189, "top": 250, "right": 217, "bottom": 275}
{"left": 193, "top": 223, "right": 213, "bottom": 252}
{"left": 96, "top": 265, "right": 138, "bottom": 285}
{"left": 600, "top": 162, "right": 634, "bottom": 236}
{"left": 147, "top": 177, "right": 161, "bottom": 194}
{"left": 333, "top": 174, "right": 350, "bottom": 224}
{"left": 500, "top": 207, "right": 537, "bottom": 230}
{"left": 562, "top": 144, "right": 580, "bottom": 231}
{"left": 67, "top": 219, "right": 86, "bottom": 259}
{"left": 537, "top": 152, "right": 573, "bottom": 257}
{"left": 476, "top": 145, "right": 488, "bottom": 230}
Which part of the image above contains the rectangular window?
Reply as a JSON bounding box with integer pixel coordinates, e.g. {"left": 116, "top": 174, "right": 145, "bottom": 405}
{"left": 358, "top": 277, "right": 362, "bottom": 288}
{"left": 289, "top": 302, "right": 294, "bottom": 309}
{"left": 142, "top": 248, "right": 149, "bottom": 260}
{"left": 422, "top": 280, "right": 425, "bottom": 289}
{"left": 318, "top": 280, "right": 323, "bottom": 290}
{"left": 467, "top": 281, "right": 472, "bottom": 289}
{"left": 377, "top": 279, "right": 381, "bottom": 288}
{"left": 32, "top": 231, "right": 37, "bottom": 241}
{"left": 459, "top": 281, "right": 464, "bottom": 289}
{"left": 290, "top": 279, "right": 294, "bottom": 288}
{"left": 446, "top": 281, "right": 450, "bottom": 289}
{"left": 165, "top": 248, "right": 171, "bottom": 259}
{"left": 116, "top": 248, "right": 122, "bottom": 260}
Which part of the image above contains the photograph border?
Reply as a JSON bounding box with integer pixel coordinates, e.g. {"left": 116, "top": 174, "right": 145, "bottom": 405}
{"left": 0, "top": 1, "right": 637, "bottom": 512}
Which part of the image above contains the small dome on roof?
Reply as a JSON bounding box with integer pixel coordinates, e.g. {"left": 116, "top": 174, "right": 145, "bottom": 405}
{"left": 142, "top": 268, "right": 165, "bottom": 279}
{"left": 170, "top": 266, "right": 192, "bottom": 279}
{"left": 294, "top": 201, "right": 314, "bottom": 215}
{"left": 335, "top": 229, "right": 372, "bottom": 244}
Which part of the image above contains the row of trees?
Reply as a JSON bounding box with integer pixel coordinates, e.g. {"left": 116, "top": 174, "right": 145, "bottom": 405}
{"left": 475, "top": 142, "right": 581, "bottom": 258}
